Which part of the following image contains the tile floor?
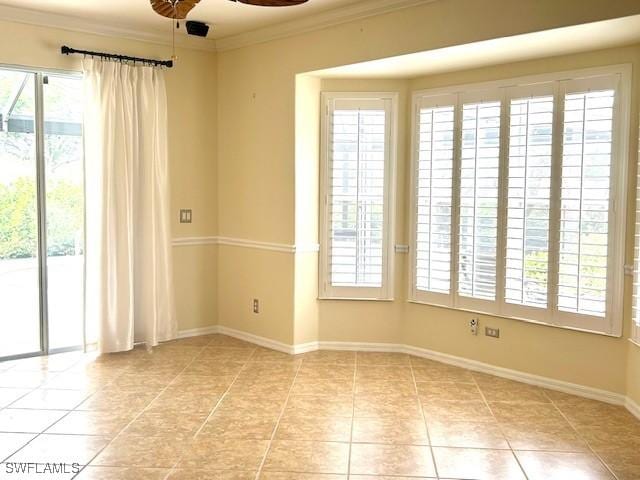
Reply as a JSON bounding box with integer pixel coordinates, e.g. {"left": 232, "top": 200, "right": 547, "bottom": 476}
{"left": 0, "top": 334, "right": 638, "bottom": 479}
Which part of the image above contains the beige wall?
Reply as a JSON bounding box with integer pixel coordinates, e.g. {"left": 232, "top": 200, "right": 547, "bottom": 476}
{"left": 400, "top": 45, "right": 640, "bottom": 394}
{"left": 216, "top": 0, "right": 640, "bottom": 396}
{"left": 308, "top": 47, "right": 640, "bottom": 394}
{"left": 628, "top": 343, "right": 640, "bottom": 405}
{"left": 5, "top": 0, "right": 640, "bottom": 400}
{"left": 0, "top": 19, "right": 218, "bottom": 331}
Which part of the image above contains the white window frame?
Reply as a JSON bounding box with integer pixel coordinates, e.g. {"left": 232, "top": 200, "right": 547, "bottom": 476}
{"left": 319, "top": 92, "right": 397, "bottom": 300}
{"left": 409, "top": 65, "right": 630, "bottom": 337}
{"left": 632, "top": 115, "right": 640, "bottom": 346}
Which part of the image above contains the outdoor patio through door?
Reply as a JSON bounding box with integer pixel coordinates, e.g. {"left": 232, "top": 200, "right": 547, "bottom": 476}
{"left": 0, "top": 66, "right": 84, "bottom": 360}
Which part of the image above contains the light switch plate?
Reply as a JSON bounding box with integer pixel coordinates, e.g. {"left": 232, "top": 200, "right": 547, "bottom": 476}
{"left": 485, "top": 327, "right": 500, "bottom": 338}
{"left": 180, "top": 209, "right": 192, "bottom": 223}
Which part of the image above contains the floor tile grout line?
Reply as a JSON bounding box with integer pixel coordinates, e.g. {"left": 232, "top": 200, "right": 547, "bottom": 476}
{"left": 164, "top": 339, "right": 259, "bottom": 477}
{"left": 410, "top": 356, "right": 440, "bottom": 480}
{"left": 471, "top": 372, "right": 530, "bottom": 480}
{"left": 0, "top": 352, "right": 94, "bottom": 467}
{"left": 346, "top": 351, "right": 358, "bottom": 477}
{"left": 71, "top": 340, "right": 217, "bottom": 477}
{"left": 546, "top": 395, "right": 621, "bottom": 480}
{"left": 190, "top": 344, "right": 258, "bottom": 439}
{"left": 1, "top": 340, "right": 635, "bottom": 479}
{"left": 252, "top": 356, "right": 304, "bottom": 480}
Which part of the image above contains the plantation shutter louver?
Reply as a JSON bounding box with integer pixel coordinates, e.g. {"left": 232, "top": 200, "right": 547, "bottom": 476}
{"left": 557, "top": 86, "right": 615, "bottom": 318}
{"left": 505, "top": 93, "right": 554, "bottom": 311}
{"left": 410, "top": 68, "right": 628, "bottom": 336}
{"left": 414, "top": 96, "right": 455, "bottom": 303}
{"left": 457, "top": 98, "right": 501, "bottom": 304}
{"left": 633, "top": 115, "right": 640, "bottom": 343}
{"left": 321, "top": 94, "right": 395, "bottom": 300}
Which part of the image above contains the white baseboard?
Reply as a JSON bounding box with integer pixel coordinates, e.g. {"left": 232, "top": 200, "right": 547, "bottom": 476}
{"left": 401, "top": 344, "right": 625, "bottom": 406}
{"left": 312, "top": 341, "right": 405, "bottom": 353}
{"left": 217, "top": 325, "right": 295, "bottom": 354}
{"left": 292, "top": 342, "right": 320, "bottom": 354}
{"left": 625, "top": 396, "right": 640, "bottom": 420}
{"left": 313, "top": 340, "right": 624, "bottom": 406}
{"left": 177, "top": 325, "right": 220, "bottom": 339}
{"left": 178, "top": 324, "right": 638, "bottom": 417}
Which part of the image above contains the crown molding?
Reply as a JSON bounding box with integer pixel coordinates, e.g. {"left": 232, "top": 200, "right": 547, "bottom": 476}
{"left": 0, "top": 4, "right": 217, "bottom": 52}
{"left": 0, "top": 0, "right": 430, "bottom": 54}
{"left": 197, "top": 0, "right": 431, "bottom": 51}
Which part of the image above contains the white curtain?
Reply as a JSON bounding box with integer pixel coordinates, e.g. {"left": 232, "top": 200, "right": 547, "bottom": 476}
{"left": 83, "top": 59, "right": 177, "bottom": 353}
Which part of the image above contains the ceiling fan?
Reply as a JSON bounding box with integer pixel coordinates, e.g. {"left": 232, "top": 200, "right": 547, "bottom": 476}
{"left": 151, "top": 0, "right": 309, "bottom": 20}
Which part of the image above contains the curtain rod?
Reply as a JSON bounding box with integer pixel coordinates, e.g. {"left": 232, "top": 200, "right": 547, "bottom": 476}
{"left": 61, "top": 45, "right": 173, "bottom": 68}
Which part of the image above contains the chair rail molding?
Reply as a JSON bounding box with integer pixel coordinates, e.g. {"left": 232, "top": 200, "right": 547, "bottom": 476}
{"left": 171, "top": 235, "right": 319, "bottom": 254}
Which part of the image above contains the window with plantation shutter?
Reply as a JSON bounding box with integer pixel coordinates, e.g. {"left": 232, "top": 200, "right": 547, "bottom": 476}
{"left": 320, "top": 93, "right": 396, "bottom": 300}
{"left": 413, "top": 96, "right": 455, "bottom": 304}
{"left": 505, "top": 91, "right": 554, "bottom": 315}
{"left": 410, "top": 66, "right": 629, "bottom": 336}
{"left": 633, "top": 117, "right": 640, "bottom": 344}
{"left": 458, "top": 98, "right": 501, "bottom": 305}
{"left": 558, "top": 88, "right": 614, "bottom": 318}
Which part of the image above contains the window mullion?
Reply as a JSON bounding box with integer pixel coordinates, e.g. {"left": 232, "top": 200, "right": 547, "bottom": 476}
{"left": 355, "top": 108, "right": 362, "bottom": 285}
{"left": 548, "top": 81, "right": 565, "bottom": 324}
{"left": 451, "top": 95, "right": 462, "bottom": 308}
{"left": 496, "top": 89, "right": 510, "bottom": 314}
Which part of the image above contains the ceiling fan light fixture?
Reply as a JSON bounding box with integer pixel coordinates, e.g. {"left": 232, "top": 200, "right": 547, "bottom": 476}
{"left": 228, "top": 0, "right": 309, "bottom": 6}
{"left": 151, "top": 0, "right": 201, "bottom": 20}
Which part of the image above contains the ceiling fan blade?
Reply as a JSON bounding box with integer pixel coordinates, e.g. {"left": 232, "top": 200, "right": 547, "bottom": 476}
{"left": 229, "top": 0, "right": 309, "bottom": 6}
{"left": 151, "top": 0, "right": 201, "bottom": 19}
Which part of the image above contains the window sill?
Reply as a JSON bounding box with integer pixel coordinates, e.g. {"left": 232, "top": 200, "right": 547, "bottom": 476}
{"left": 318, "top": 296, "right": 395, "bottom": 302}
{"left": 406, "top": 298, "right": 621, "bottom": 338}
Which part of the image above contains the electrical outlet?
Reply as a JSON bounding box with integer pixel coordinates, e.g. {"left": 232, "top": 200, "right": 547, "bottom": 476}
{"left": 179, "top": 209, "right": 192, "bottom": 224}
{"left": 485, "top": 327, "right": 500, "bottom": 338}
{"left": 253, "top": 299, "right": 260, "bottom": 314}
{"left": 469, "top": 318, "right": 478, "bottom": 335}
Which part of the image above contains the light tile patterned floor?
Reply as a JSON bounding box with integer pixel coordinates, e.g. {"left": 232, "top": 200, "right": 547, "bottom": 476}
{"left": 0, "top": 334, "right": 638, "bottom": 479}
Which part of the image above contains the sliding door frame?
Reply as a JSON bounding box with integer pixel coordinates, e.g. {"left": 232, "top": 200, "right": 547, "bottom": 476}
{"left": 0, "top": 64, "right": 85, "bottom": 361}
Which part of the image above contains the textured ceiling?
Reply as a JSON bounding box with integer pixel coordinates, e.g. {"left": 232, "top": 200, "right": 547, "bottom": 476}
{"left": 0, "top": 0, "right": 369, "bottom": 39}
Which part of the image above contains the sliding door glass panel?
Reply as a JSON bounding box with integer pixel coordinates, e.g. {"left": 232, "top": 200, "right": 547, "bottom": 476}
{"left": 0, "top": 70, "right": 41, "bottom": 358}
{"left": 43, "top": 74, "right": 84, "bottom": 351}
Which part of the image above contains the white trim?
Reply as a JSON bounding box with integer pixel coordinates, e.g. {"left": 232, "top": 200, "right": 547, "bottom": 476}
{"left": 294, "top": 243, "right": 321, "bottom": 254}
{"left": 313, "top": 340, "right": 623, "bottom": 405}
{"left": 177, "top": 325, "right": 220, "bottom": 339}
{"left": 217, "top": 326, "right": 294, "bottom": 354}
{"left": 178, "top": 325, "right": 640, "bottom": 415}
{"left": 408, "top": 64, "right": 631, "bottom": 337}
{"left": 411, "top": 64, "right": 633, "bottom": 100}
{"left": 400, "top": 344, "right": 624, "bottom": 405}
{"left": 171, "top": 235, "right": 318, "bottom": 253}
{"left": 172, "top": 236, "right": 219, "bottom": 247}
{"left": 0, "top": 4, "right": 216, "bottom": 52}
{"left": 625, "top": 396, "right": 640, "bottom": 420}
{"left": 194, "top": 325, "right": 629, "bottom": 407}
{"left": 217, "top": 236, "right": 295, "bottom": 253}
{"left": 215, "top": 0, "right": 430, "bottom": 52}
{"left": 0, "top": 0, "right": 429, "bottom": 54}
{"left": 319, "top": 92, "right": 398, "bottom": 301}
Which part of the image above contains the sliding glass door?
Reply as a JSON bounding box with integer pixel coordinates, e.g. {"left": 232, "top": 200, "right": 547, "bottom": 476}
{"left": 0, "top": 67, "right": 84, "bottom": 360}
{"left": 0, "top": 70, "right": 41, "bottom": 358}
